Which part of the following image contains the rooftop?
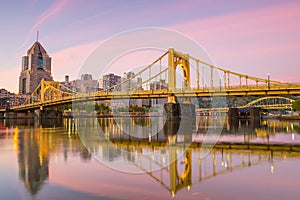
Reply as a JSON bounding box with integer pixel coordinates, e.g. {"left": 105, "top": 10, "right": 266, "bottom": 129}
{"left": 27, "top": 41, "right": 48, "bottom": 56}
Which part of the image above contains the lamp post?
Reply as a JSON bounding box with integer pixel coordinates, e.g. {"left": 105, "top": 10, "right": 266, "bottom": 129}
{"left": 267, "top": 73, "right": 270, "bottom": 90}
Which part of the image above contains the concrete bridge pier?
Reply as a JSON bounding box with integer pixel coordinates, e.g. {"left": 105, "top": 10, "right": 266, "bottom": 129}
{"left": 250, "top": 107, "right": 261, "bottom": 121}
{"left": 228, "top": 107, "right": 261, "bottom": 120}
{"left": 164, "top": 94, "right": 196, "bottom": 144}
{"left": 35, "top": 110, "right": 63, "bottom": 119}
{"left": 164, "top": 103, "right": 181, "bottom": 119}
{"left": 164, "top": 94, "right": 196, "bottom": 119}
{"left": 228, "top": 107, "right": 261, "bottom": 131}
{"left": 228, "top": 108, "right": 239, "bottom": 128}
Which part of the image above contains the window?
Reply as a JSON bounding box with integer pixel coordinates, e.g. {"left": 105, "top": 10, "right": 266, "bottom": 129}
{"left": 43, "top": 58, "right": 47, "bottom": 69}
{"left": 38, "top": 53, "right": 43, "bottom": 70}
{"left": 22, "top": 56, "right": 28, "bottom": 70}
{"left": 22, "top": 78, "right": 26, "bottom": 94}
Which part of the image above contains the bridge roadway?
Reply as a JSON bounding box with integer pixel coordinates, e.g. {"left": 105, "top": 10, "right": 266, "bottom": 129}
{"left": 4, "top": 83, "right": 300, "bottom": 112}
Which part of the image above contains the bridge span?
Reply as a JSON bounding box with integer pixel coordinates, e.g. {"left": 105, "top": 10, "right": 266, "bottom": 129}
{"left": 1, "top": 48, "right": 300, "bottom": 112}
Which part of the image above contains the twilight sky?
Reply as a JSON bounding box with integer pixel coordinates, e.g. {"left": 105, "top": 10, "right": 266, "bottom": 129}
{"left": 0, "top": 0, "right": 300, "bottom": 93}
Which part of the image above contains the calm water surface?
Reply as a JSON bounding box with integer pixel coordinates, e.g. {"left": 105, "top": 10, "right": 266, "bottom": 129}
{"left": 0, "top": 117, "right": 300, "bottom": 200}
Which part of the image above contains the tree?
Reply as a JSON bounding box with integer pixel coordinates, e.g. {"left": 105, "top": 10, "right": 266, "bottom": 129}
{"left": 292, "top": 99, "right": 300, "bottom": 111}
{"left": 95, "top": 103, "right": 111, "bottom": 114}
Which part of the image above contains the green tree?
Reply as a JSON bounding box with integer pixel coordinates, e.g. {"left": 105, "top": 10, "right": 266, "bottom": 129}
{"left": 85, "top": 103, "right": 95, "bottom": 112}
{"left": 95, "top": 103, "right": 111, "bottom": 114}
{"left": 292, "top": 99, "right": 300, "bottom": 111}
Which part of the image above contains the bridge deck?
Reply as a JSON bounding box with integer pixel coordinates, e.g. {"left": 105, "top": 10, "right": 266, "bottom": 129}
{"left": 3, "top": 83, "right": 300, "bottom": 112}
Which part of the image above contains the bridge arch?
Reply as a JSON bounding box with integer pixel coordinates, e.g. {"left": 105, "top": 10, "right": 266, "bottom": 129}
{"left": 168, "top": 48, "right": 190, "bottom": 91}
{"left": 241, "top": 96, "right": 295, "bottom": 109}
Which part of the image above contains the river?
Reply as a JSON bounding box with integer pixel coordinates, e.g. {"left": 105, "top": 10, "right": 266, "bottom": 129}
{"left": 0, "top": 117, "right": 300, "bottom": 200}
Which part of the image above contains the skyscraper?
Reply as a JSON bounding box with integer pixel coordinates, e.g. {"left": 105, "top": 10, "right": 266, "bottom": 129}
{"left": 102, "top": 73, "right": 121, "bottom": 91}
{"left": 19, "top": 40, "right": 53, "bottom": 95}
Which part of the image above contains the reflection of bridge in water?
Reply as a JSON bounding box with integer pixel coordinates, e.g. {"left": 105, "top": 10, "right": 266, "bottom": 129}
{"left": 2, "top": 117, "right": 300, "bottom": 197}
{"left": 132, "top": 147, "right": 300, "bottom": 197}
{"left": 77, "top": 117, "right": 300, "bottom": 197}
{"left": 95, "top": 116, "right": 300, "bottom": 141}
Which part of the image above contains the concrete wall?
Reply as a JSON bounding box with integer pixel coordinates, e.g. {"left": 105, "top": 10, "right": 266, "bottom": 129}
{"left": 2, "top": 110, "right": 62, "bottom": 119}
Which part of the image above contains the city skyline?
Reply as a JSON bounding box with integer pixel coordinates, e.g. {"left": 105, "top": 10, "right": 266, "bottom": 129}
{"left": 0, "top": 0, "right": 300, "bottom": 93}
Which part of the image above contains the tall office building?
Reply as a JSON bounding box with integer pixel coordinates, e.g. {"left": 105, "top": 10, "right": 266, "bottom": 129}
{"left": 102, "top": 73, "right": 121, "bottom": 91}
{"left": 71, "top": 74, "right": 98, "bottom": 93}
{"left": 19, "top": 40, "right": 53, "bottom": 95}
{"left": 121, "top": 71, "right": 143, "bottom": 91}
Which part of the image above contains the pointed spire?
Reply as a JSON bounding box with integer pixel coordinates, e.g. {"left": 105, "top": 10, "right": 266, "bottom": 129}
{"left": 36, "top": 30, "right": 39, "bottom": 42}
{"left": 27, "top": 41, "right": 48, "bottom": 56}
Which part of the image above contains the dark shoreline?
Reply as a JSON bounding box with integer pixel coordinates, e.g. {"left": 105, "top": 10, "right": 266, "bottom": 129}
{"left": 262, "top": 115, "right": 300, "bottom": 120}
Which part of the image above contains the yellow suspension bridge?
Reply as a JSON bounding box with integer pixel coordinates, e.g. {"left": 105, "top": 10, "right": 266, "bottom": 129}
{"left": 3, "top": 48, "right": 300, "bottom": 112}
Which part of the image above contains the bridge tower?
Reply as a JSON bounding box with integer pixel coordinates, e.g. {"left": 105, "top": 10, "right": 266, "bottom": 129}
{"left": 19, "top": 39, "right": 53, "bottom": 95}
{"left": 166, "top": 48, "right": 195, "bottom": 118}
{"left": 168, "top": 48, "right": 190, "bottom": 92}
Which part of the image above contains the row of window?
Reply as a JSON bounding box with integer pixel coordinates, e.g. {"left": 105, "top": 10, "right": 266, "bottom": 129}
{"left": 22, "top": 54, "right": 47, "bottom": 71}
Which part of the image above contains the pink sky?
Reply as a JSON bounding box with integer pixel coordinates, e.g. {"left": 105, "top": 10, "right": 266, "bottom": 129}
{"left": 169, "top": 1, "right": 300, "bottom": 81}
{"left": 0, "top": 1, "right": 299, "bottom": 93}
{"left": 48, "top": 1, "right": 300, "bottom": 84}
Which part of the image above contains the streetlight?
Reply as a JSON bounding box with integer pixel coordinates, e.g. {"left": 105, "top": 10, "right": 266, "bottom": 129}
{"left": 267, "top": 73, "right": 270, "bottom": 90}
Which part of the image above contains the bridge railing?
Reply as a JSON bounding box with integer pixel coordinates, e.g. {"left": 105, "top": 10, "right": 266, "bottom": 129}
{"left": 190, "top": 82, "right": 300, "bottom": 91}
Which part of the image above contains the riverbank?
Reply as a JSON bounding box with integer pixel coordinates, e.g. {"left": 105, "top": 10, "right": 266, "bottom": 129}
{"left": 263, "top": 115, "right": 300, "bottom": 120}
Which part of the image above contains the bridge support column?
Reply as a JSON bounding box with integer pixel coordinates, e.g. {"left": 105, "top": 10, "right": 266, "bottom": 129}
{"left": 164, "top": 95, "right": 195, "bottom": 119}
{"left": 164, "top": 103, "right": 181, "bottom": 119}
{"left": 164, "top": 94, "right": 180, "bottom": 119}
{"left": 39, "top": 110, "right": 63, "bottom": 119}
{"left": 249, "top": 107, "right": 261, "bottom": 129}
{"left": 168, "top": 48, "right": 176, "bottom": 91}
{"left": 228, "top": 108, "right": 239, "bottom": 130}
{"left": 250, "top": 107, "right": 261, "bottom": 121}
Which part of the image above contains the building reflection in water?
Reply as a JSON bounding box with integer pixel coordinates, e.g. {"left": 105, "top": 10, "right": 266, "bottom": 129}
{"left": 17, "top": 125, "right": 49, "bottom": 195}
{"left": 7, "top": 118, "right": 91, "bottom": 196}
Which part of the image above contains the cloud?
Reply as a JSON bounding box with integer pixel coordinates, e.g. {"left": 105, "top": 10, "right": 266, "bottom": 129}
{"left": 21, "top": 0, "right": 69, "bottom": 48}
{"left": 168, "top": 1, "right": 300, "bottom": 81}
{"left": 51, "top": 40, "right": 100, "bottom": 81}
